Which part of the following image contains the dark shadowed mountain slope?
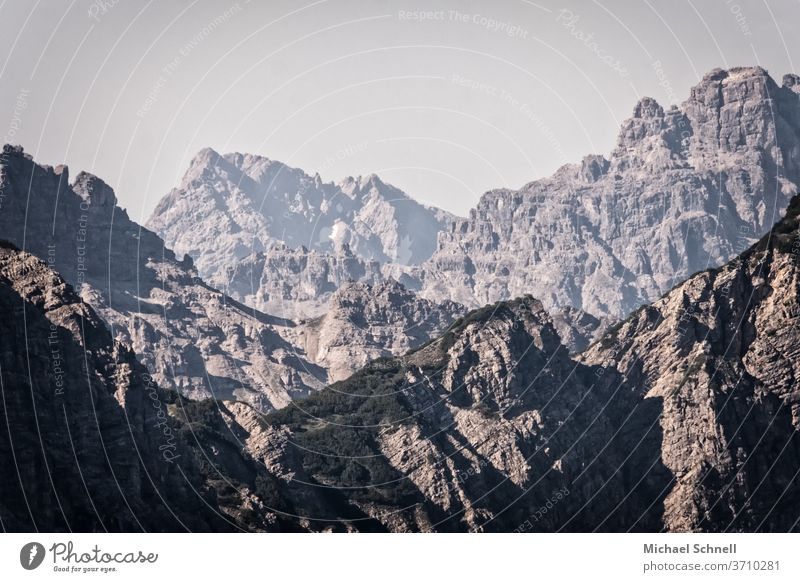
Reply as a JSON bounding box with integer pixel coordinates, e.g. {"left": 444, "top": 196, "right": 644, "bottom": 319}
{"left": 582, "top": 194, "right": 800, "bottom": 532}
{"left": 222, "top": 296, "right": 668, "bottom": 532}
{"left": 0, "top": 242, "right": 312, "bottom": 532}
{"left": 5, "top": 188, "right": 800, "bottom": 531}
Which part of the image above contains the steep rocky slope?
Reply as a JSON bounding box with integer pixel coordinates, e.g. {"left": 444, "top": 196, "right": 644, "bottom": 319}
{"left": 0, "top": 146, "right": 324, "bottom": 410}
{"left": 147, "top": 148, "right": 453, "bottom": 289}
{"left": 4, "top": 189, "right": 800, "bottom": 531}
{"left": 0, "top": 242, "right": 309, "bottom": 532}
{"left": 582, "top": 194, "right": 800, "bottom": 532}
{"left": 414, "top": 67, "right": 800, "bottom": 318}
{"left": 224, "top": 296, "right": 666, "bottom": 532}
{"left": 285, "top": 279, "right": 465, "bottom": 382}
{"left": 221, "top": 194, "right": 800, "bottom": 532}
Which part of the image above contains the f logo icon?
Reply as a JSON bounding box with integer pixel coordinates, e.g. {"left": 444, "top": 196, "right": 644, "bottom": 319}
{"left": 20, "top": 542, "right": 45, "bottom": 570}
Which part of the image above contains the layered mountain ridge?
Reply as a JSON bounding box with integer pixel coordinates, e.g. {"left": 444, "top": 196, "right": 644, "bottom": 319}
{"left": 150, "top": 67, "right": 800, "bottom": 324}
{"left": 214, "top": 189, "right": 800, "bottom": 531}
{"left": 0, "top": 241, "right": 305, "bottom": 531}
{"left": 0, "top": 145, "right": 465, "bottom": 409}
{"left": 3, "top": 167, "right": 800, "bottom": 532}
{"left": 2, "top": 65, "right": 800, "bottom": 532}
{"left": 0, "top": 145, "right": 325, "bottom": 410}
{"left": 147, "top": 148, "right": 454, "bottom": 292}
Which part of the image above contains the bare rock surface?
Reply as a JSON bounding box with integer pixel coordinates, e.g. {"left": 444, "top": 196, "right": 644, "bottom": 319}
{"left": 218, "top": 194, "right": 800, "bottom": 532}
{"left": 0, "top": 146, "right": 325, "bottom": 410}
{"left": 582, "top": 194, "right": 800, "bottom": 531}
{"left": 149, "top": 68, "right": 800, "bottom": 331}
{"left": 414, "top": 68, "right": 800, "bottom": 319}
{"left": 0, "top": 242, "right": 307, "bottom": 532}
{"left": 286, "top": 279, "right": 465, "bottom": 382}
{"left": 146, "top": 149, "right": 454, "bottom": 290}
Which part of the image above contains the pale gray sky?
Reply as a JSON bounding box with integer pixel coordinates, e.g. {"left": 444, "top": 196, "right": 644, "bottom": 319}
{"left": 1, "top": 0, "right": 798, "bottom": 220}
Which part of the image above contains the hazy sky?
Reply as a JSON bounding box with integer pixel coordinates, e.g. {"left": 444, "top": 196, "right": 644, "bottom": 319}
{"left": 1, "top": 0, "right": 798, "bottom": 220}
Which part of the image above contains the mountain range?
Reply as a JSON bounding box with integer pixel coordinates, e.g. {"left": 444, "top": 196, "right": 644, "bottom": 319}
{"left": 148, "top": 67, "right": 800, "bottom": 323}
{"left": 1, "top": 66, "right": 799, "bottom": 531}
{"left": 3, "top": 190, "right": 799, "bottom": 530}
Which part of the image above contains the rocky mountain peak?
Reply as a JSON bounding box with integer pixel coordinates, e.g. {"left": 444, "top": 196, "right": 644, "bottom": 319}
{"left": 633, "top": 96, "right": 664, "bottom": 119}
{"left": 72, "top": 171, "right": 117, "bottom": 208}
{"left": 783, "top": 73, "right": 800, "bottom": 92}
{"left": 337, "top": 173, "right": 388, "bottom": 199}
{"left": 417, "top": 67, "right": 800, "bottom": 321}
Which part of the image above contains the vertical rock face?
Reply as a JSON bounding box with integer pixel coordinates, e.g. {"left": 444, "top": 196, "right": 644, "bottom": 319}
{"left": 0, "top": 146, "right": 325, "bottom": 410}
{"left": 146, "top": 149, "right": 454, "bottom": 290}
{"left": 417, "top": 67, "right": 800, "bottom": 319}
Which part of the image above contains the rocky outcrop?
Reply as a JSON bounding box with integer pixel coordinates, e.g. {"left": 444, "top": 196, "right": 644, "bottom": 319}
{"left": 228, "top": 194, "right": 800, "bottom": 532}
{"left": 286, "top": 279, "right": 465, "bottom": 381}
{"left": 0, "top": 146, "right": 324, "bottom": 410}
{"left": 146, "top": 149, "right": 454, "bottom": 290}
{"left": 409, "top": 67, "right": 800, "bottom": 319}
{"left": 223, "top": 242, "right": 382, "bottom": 320}
{"left": 0, "top": 242, "right": 305, "bottom": 532}
{"left": 582, "top": 194, "right": 800, "bottom": 532}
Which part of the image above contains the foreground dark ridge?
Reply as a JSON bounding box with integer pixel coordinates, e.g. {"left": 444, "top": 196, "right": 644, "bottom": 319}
{"left": 4, "top": 197, "right": 798, "bottom": 531}
{"left": 222, "top": 191, "right": 800, "bottom": 531}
